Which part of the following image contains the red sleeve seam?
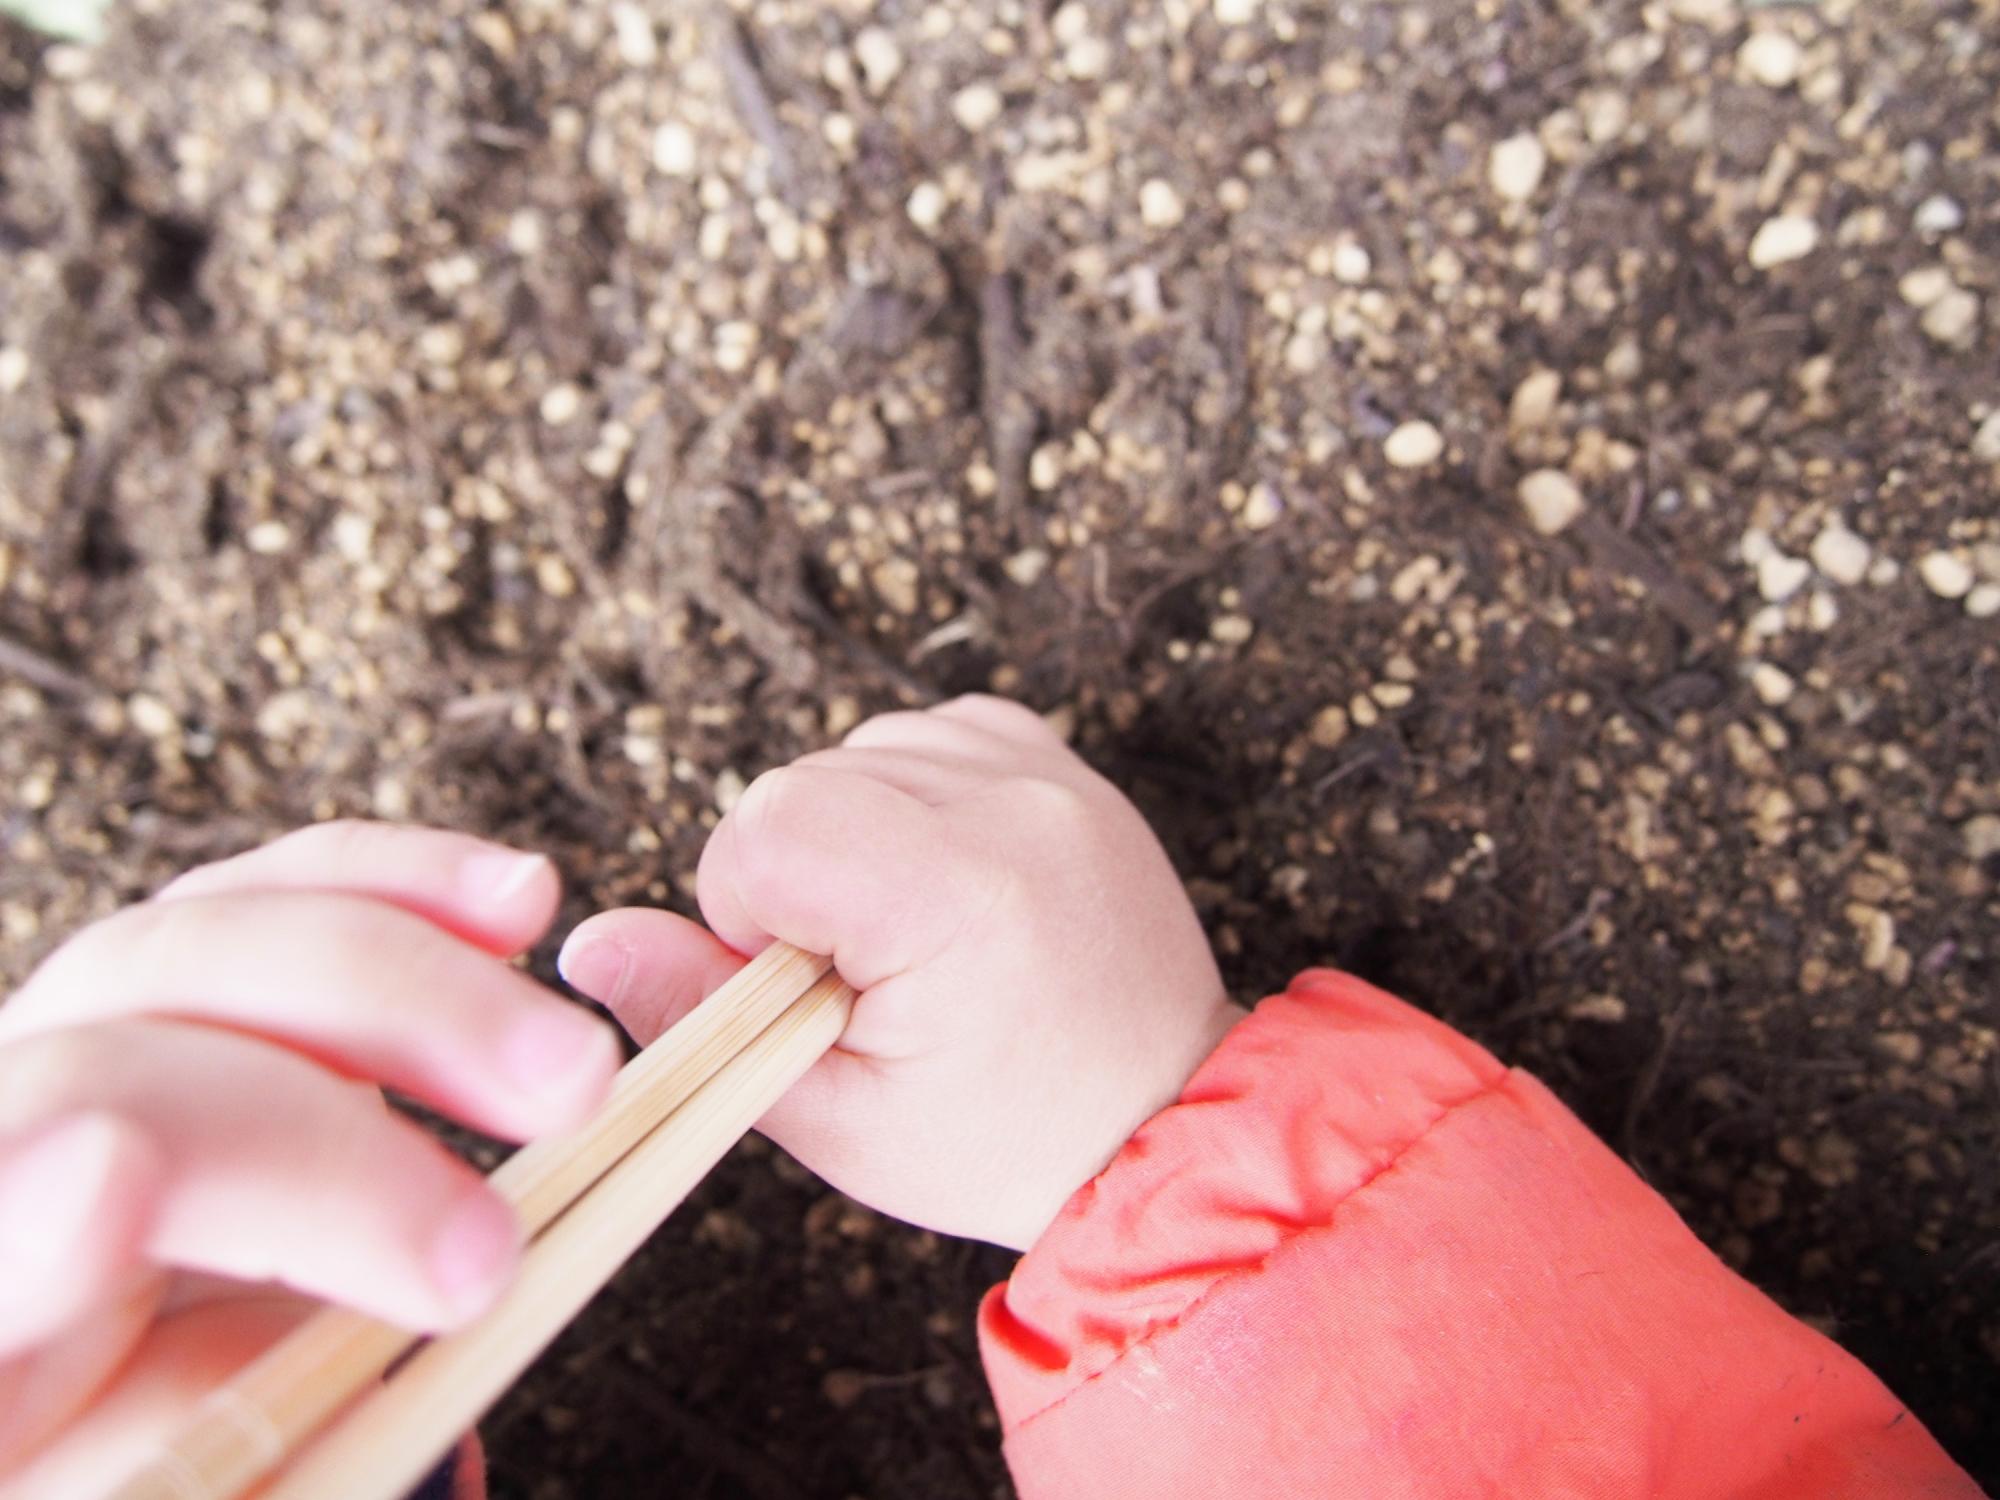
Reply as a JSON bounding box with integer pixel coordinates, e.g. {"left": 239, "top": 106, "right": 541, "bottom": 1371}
{"left": 1002, "top": 1068, "right": 1517, "bottom": 1436}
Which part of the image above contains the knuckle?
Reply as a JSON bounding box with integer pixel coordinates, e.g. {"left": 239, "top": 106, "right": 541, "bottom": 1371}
{"left": 952, "top": 693, "right": 1048, "bottom": 735}
{"left": 19, "top": 900, "right": 176, "bottom": 1012}
{"left": 296, "top": 817, "right": 382, "bottom": 865}
{"left": 842, "top": 709, "right": 932, "bottom": 750}
{"left": 1000, "top": 773, "right": 1093, "bottom": 828}
{"left": 730, "top": 764, "right": 851, "bottom": 914}
{"left": 789, "top": 747, "right": 849, "bottom": 777}
{"left": 0, "top": 1025, "right": 101, "bottom": 1131}
{"left": 731, "top": 766, "right": 803, "bottom": 855}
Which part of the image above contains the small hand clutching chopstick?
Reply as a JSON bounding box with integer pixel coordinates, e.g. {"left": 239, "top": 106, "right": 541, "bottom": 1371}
{"left": 0, "top": 697, "right": 1238, "bottom": 1499}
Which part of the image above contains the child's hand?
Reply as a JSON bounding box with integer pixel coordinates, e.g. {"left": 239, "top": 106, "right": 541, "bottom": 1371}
{"left": 0, "top": 823, "right": 620, "bottom": 1490}
{"left": 561, "top": 696, "right": 1240, "bottom": 1250}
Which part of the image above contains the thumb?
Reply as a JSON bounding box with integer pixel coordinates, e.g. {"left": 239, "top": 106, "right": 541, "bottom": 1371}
{"left": 559, "top": 910, "right": 747, "bottom": 1046}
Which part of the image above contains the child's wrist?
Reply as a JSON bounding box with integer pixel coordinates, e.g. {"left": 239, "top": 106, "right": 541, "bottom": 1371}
{"left": 1011, "top": 996, "right": 1246, "bottom": 1252}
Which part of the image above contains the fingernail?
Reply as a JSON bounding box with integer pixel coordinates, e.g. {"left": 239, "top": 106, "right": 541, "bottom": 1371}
{"left": 429, "top": 1188, "right": 519, "bottom": 1324}
{"left": 556, "top": 933, "right": 630, "bottom": 1006}
{"left": 462, "top": 850, "right": 552, "bottom": 907}
{"left": 0, "top": 1115, "right": 125, "bottom": 1271}
{"left": 501, "top": 1004, "right": 616, "bottom": 1096}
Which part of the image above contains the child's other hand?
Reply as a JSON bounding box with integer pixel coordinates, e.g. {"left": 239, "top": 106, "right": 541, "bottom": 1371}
{"left": 0, "top": 823, "right": 620, "bottom": 1491}
{"left": 561, "top": 696, "right": 1239, "bottom": 1251}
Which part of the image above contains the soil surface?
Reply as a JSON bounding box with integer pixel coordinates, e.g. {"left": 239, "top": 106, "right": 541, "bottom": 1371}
{"left": 3, "top": 0, "right": 1998, "bottom": 1493}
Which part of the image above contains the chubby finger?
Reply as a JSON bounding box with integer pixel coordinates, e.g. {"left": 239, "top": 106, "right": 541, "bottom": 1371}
{"left": 0, "top": 1019, "right": 521, "bottom": 1332}
{"left": 0, "top": 1114, "right": 162, "bottom": 1360}
{"left": 1, "top": 891, "right": 619, "bottom": 1143}
{"left": 157, "top": 821, "right": 560, "bottom": 958}
{"left": 788, "top": 746, "right": 992, "bottom": 806}
{"left": 558, "top": 910, "right": 747, "bottom": 1046}
{"left": 696, "top": 765, "right": 1003, "bottom": 990}
{"left": 926, "top": 693, "right": 1065, "bottom": 746}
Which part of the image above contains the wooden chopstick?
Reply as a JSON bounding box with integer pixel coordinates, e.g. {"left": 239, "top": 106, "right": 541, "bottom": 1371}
{"left": 261, "top": 969, "right": 854, "bottom": 1500}
{"left": 109, "top": 943, "right": 852, "bottom": 1500}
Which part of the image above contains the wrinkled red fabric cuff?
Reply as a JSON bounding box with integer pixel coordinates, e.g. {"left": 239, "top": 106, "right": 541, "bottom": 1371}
{"left": 976, "top": 971, "right": 1981, "bottom": 1500}
{"left": 978, "top": 968, "right": 1504, "bottom": 1430}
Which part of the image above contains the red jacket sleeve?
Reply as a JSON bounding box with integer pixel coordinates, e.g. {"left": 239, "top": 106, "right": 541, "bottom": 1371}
{"left": 979, "top": 970, "right": 1982, "bottom": 1499}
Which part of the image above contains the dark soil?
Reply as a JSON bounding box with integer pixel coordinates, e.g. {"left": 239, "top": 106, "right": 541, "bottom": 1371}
{"left": 2, "top": 0, "right": 1997, "bottom": 1494}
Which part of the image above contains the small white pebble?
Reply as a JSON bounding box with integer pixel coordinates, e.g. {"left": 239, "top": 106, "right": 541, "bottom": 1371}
{"left": 1965, "top": 582, "right": 2000, "bottom": 619}
{"left": 371, "top": 775, "right": 411, "bottom": 821}
{"left": 713, "top": 320, "right": 759, "bottom": 374}
{"left": 417, "top": 324, "right": 464, "bottom": 365}
{"left": 1920, "top": 288, "right": 1980, "bottom": 349}
{"left": 870, "top": 556, "right": 921, "bottom": 615}
{"left": 255, "top": 691, "right": 312, "bottom": 743}
{"left": 1917, "top": 550, "right": 1974, "bottom": 599}
{"left": 1003, "top": 548, "right": 1049, "bottom": 586}
{"left": 713, "top": 767, "right": 747, "bottom": 814}
{"left": 906, "top": 181, "right": 948, "bottom": 231}
{"left": 1667, "top": 0, "right": 1733, "bottom": 26}
{"left": 1748, "top": 214, "right": 1819, "bottom": 269}
{"left": 1749, "top": 662, "right": 1796, "bottom": 707}
{"left": 1518, "top": 468, "right": 1585, "bottom": 536}
{"left": 1330, "top": 240, "right": 1372, "bottom": 284}
{"left": 853, "top": 27, "right": 903, "bottom": 93}
{"left": 651, "top": 121, "right": 697, "bottom": 177}
{"left": 1371, "top": 681, "right": 1415, "bottom": 710}
{"left": 610, "top": 3, "right": 657, "bottom": 67}
{"left": 1209, "top": 613, "right": 1255, "bottom": 645}
{"left": 1913, "top": 194, "right": 1965, "bottom": 237}
{"left": 697, "top": 216, "right": 749, "bottom": 265}
{"left": 951, "top": 82, "right": 1003, "bottom": 132}
{"left": 1388, "top": 555, "right": 1442, "bottom": 605}
{"left": 0, "top": 346, "right": 27, "bottom": 394}
{"left": 1139, "top": 178, "right": 1186, "bottom": 229}
{"left": 1064, "top": 34, "right": 1111, "bottom": 78}
{"left": 1051, "top": 2, "right": 1089, "bottom": 42}
{"left": 1899, "top": 265, "right": 1954, "bottom": 309}
{"left": 245, "top": 520, "right": 291, "bottom": 555}
{"left": 332, "top": 512, "right": 374, "bottom": 562}
{"left": 1809, "top": 522, "right": 1871, "bottom": 586}
{"left": 1212, "top": 0, "right": 1260, "bottom": 23}
{"left": 1973, "top": 411, "right": 2000, "bottom": 463}
{"left": 1756, "top": 551, "right": 1812, "bottom": 603}
{"left": 1569, "top": 994, "right": 1629, "bottom": 1024}
{"left": 1383, "top": 420, "right": 1445, "bottom": 469}
{"left": 507, "top": 209, "right": 546, "bottom": 256}
{"left": 1488, "top": 133, "right": 1548, "bottom": 202}
{"left": 127, "top": 693, "right": 178, "bottom": 739}
{"left": 539, "top": 383, "right": 583, "bottom": 425}
{"left": 1509, "top": 368, "right": 1563, "bottom": 432}
{"left": 1738, "top": 31, "right": 1802, "bottom": 88}
{"left": 1309, "top": 704, "right": 1350, "bottom": 747}
{"left": 1805, "top": 591, "right": 1840, "bottom": 631}
{"left": 1239, "top": 482, "right": 1283, "bottom": 530}
{"left": 536, "top": 554, "right": 577, "bottom": 599}
{"left": 1963, "top": 814, "right": 2000, "bottom": 861}
{"left": 1028, "top": 442, "right": 1065, "bottom": 491}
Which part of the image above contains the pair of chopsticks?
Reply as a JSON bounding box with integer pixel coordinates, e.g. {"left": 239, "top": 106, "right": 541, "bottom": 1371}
{"left": 111, "top": 943, "right": 855, "bottom": 1500}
